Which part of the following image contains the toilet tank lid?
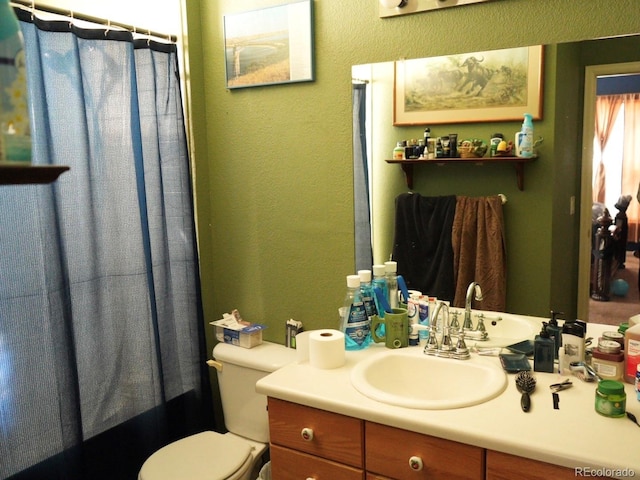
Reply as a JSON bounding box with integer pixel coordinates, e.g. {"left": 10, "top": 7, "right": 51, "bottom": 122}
{"left": 213, "top": 341, "right": 297, "bottom": 372}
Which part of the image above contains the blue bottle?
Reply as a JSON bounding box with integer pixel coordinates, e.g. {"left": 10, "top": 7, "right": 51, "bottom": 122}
{"left": 0, "top": 0, "right": 31, "bottom": 163}
{"left": 358, "top": 269, "right": 378, "bottom": 321}
{"left": 340, "top": 274, "right": 371, "bottom": 350}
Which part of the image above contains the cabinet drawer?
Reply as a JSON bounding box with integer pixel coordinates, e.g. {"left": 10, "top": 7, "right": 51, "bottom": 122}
{"left": 486, "top": 450, "right": 615, "bottom": 480}
{"left": 268, "top": 398, "right": 364, "bottom": 468}
{"left": 270, "top": 444, "right": 364, "bottom": 480}
{"left": 365, "top": 422, "right": 484, "bottom": 480}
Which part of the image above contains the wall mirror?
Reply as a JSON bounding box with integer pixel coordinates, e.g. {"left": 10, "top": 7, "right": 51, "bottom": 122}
{"left": 353, "top": 34, "right": 640, "bottom": 320}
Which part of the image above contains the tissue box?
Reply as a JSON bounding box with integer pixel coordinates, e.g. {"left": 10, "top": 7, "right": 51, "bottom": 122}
{"left": 211, "top": 318, "right": 266, "bottom": 348}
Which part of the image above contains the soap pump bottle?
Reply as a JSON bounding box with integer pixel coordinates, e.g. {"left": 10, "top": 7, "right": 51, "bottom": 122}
{"left": 546, "top": 311, "right": 563, "bottom": 359}
{"left": 534, "top": 322, "right": 555, "bottom": 373}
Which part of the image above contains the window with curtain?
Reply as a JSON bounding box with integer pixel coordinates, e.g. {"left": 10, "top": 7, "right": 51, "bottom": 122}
{"left": 0, "top": 10, "right": 212, "bottom": 479}
{"left": 592, "top": 93, "right": 640, "bottom": 244}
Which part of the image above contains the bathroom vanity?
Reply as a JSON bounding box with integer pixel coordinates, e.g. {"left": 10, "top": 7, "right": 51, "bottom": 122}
{"left": 256, "top": 321, "right": 638, "bottom": 480}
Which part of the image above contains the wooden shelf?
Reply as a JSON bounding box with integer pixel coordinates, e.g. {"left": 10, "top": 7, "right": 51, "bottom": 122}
{"left": 385, "top": 156, "right": 536, "bottom": 191}
{"left": 0, "top": 165, "right": 70, "bottom": 185}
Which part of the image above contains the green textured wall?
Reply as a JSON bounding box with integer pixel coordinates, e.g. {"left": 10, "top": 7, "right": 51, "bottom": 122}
{"left": 184, "top": 0, "right": 640, "bottom": 353}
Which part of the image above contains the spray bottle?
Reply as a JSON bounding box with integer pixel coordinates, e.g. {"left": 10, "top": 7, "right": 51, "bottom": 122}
{"left": 515, "top": 113, "right": 533, "bottom": 158}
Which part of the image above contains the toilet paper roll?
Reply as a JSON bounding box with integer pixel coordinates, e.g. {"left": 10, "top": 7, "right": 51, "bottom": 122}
{"left": 308, "top": 329, "right": 346, "bottom": 369}
{"left": 295, "top": 331, "right": 312, "bottom": 363}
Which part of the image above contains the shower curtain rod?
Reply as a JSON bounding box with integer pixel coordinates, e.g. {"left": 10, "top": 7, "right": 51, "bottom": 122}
{"left": 10, "top": 0, "right": 177, "bottom": 43}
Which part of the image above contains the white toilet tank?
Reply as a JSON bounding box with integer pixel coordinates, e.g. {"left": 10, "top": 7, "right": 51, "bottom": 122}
{"left": 213, "top": 341, "right": 296, "bottom": 444}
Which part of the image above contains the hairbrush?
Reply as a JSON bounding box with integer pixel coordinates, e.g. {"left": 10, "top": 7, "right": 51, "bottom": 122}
{"left": 515, "top": 370, "right": 536, "bottom": 412}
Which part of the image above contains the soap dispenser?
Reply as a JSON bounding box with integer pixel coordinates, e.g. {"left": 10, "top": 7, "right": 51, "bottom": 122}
{"left": 534, "top": 322, "right": 555, "bottom": 373}
{"left": 546, "top": 311, "right": 563, "bottom": 359}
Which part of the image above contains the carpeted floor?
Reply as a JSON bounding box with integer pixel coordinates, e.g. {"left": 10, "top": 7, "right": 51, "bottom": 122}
{"left": 589, "top": 251, "right": 640, "bottom": 326}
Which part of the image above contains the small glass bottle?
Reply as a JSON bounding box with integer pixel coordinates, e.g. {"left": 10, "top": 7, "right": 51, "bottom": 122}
{"left": 340, "top": 274, "right": 371, "bottom": 351}
{"left": 385, "top": 260, "right": 398, "bottom": 309}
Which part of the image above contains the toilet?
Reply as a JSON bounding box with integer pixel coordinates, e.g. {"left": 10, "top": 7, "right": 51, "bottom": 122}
{"left": 138, "top": 341, "right": 296, "bottom": 480}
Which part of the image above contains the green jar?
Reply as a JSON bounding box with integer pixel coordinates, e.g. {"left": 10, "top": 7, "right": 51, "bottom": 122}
{"left": 595, "top": 380, "right": 626, "bottom": 418}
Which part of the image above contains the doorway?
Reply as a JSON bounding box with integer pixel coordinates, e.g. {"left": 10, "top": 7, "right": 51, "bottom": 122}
{"left": 579, "top": 61, "right": 640, "bottom": 324}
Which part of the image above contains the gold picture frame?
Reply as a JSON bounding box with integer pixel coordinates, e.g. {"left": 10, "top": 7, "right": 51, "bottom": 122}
{"left": 393, "top": 45, "right": 544, "bottom": 125}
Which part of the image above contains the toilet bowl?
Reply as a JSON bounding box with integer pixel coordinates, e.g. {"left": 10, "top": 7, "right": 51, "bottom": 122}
{"left": 138, "top": 431, "right": 262, "bottom": 480}
{"left": 138, "top": 341, "right": 296, "bottom": 480}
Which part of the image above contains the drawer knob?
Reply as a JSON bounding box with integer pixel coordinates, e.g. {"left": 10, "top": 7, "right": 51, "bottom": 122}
{"left": 301, "top": 427, "right": 314, "bottom": 441}
{"left": 409, "top": 456, "right": 424, "bottom": 471}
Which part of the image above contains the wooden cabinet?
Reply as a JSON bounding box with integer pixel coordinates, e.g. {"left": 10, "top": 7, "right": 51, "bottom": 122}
{"left": 267, "top": 398, "right": 365, "bottom": 479}
{"left": 267, "top": 398, "right": 614, "bottom": 480}
{"left": 270, "top": 444, "right": 364, "bottom": 480}
{"left": 486, "top": 450, "right": 615, "bottom": 480}
{"left": 366, "top": 422, "right": 484, "bottom": 480}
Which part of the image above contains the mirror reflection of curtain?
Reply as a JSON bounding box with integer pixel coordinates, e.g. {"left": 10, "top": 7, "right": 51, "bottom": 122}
{"left": 0, "top": 12, "right": 212, "bottom": 479}
{"left": 593, "top": 95, "right": 623, "bottom": 203}
{"left": 353, "top": 83, "right": 372, "bottom": 270}
{"left": 593, "top": 94, "right": 640, "bottom": 243}
{"left": 623, "top": 94, "right": 640, "bottom": 243}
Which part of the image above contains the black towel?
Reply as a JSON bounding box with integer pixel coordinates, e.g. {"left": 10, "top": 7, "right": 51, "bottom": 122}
{"left": 392, "top": 193, "right": 457, "bottom": 301}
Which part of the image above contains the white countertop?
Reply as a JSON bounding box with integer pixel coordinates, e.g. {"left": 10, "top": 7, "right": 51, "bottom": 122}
{"left": 256, "top": 322, "right": 640, "bottom": 479}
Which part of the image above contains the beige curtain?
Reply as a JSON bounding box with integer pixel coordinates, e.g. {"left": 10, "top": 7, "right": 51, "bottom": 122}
{"left": 622, "top": 93, "right": 640, "bottom": 243}
{"left": 593, "top": 95, "right": 624, "bottom": 203}
{"left": 451, "top": 196, "right": 506, "bottom": 312}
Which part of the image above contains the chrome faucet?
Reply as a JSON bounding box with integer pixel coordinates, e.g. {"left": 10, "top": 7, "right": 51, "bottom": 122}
{"left": 423, "top": 301, "right": 469, "bottom": 359}
{"left": 463, "top": 282, "right": 483, "bottom": 330}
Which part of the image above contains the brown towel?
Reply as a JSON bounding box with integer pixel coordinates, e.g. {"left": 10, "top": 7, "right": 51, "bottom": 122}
{"left": 452, "top": 196, "right": 507, "bottom": 311}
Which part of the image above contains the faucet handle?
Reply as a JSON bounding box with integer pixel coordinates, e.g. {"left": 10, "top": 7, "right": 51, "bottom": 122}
{"left": 453, "top": 331, "right": 471, "bottom": 360}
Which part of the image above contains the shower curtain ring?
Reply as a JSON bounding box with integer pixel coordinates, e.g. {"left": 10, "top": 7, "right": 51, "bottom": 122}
{"left": 105, "top": 19, "right": 111, "bottom": 36}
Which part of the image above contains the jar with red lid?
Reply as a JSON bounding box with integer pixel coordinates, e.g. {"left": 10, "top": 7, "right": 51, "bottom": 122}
{"left": 592, "top": 339, "right": 624, "bottom": 381}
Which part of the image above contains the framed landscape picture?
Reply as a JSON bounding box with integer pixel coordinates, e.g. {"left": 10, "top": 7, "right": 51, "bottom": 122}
{"left": 393, "top": 45, "right": 544, "bottom": 125}
{"left": 223, "top": 0, "right": 315, "bottom": 89}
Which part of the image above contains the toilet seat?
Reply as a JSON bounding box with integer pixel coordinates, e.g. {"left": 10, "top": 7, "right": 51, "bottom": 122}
{"left": 138, "top": 431, "right": 253, "bottom": 480}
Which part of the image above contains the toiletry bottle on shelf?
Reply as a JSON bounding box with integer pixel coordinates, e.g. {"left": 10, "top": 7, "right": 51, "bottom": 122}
{"left": 0, "top": 0, "right": 31, "bottom": 163}
{"left": 385, "top": 260, "right": 398, "bottom": 309}
{"left": 624, "top": 323, "right": 640, "bottom": 383}
{"left": 635, "top": 364, "right": 640, "bottom": 401}
{"left": 516, "top": 113, "right": 533, "bottom": 158}
{"left": 393, "top": 142, "right": 404, "bottom": 160}
{"left": 340, "top": 274, "right": 371, "bottom": 351}
{"left": 534, "top": 322, "right": 555, "bottom": 373}
{"left": 358, "top": 269, "right": 378, "bottom": 321}
{"left": 546, "top": 310, "right": 563, "bottom": 359}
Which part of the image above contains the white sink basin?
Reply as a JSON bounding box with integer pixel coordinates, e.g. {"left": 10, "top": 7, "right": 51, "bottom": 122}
{"left": 350, "top": 349, "right": 507, "bottom": 410}
{"left": 451, "top": 310, "right": 540, "bottom": 348}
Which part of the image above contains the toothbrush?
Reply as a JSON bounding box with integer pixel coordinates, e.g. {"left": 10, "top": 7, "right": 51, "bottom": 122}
{"left": 397, "top": 275, "right": 410, "bottom": 304}
{"left": 373, "top": 287, "right": 393, "bottom": 314}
